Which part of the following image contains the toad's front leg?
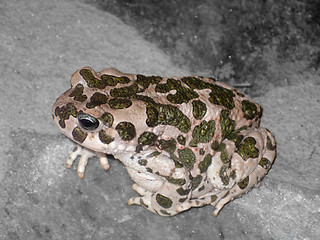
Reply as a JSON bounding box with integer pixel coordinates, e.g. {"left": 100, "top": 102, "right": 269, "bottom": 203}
{"left": 66, "top": 145, "right": 110, "bottom": 178}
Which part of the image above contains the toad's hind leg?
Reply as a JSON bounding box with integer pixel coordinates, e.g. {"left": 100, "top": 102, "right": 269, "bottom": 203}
{"left": 211, "top": 128, "right": 276, "bottom": 216}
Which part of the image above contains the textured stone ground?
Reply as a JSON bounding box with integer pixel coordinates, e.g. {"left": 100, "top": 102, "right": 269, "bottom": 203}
{"left": 0, "top": 0, "right": 319, "bottom": 239}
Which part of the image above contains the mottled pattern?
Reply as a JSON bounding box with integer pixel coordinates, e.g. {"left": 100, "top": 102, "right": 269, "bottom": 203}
{"left": 52, "top": 67, "right": 276, "bottom": 217}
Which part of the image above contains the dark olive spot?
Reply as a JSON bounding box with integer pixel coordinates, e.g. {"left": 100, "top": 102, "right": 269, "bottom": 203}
{"left": 54, "top": 103, "right": 78, "bottom": 128}
{"left": 108, "top": 98, "right": 132, "bottom": 109}
{"left": 208, "top": 85, "right": 235, "bottom": 109}
{"left": 69, "top": 84, "right": 87, "bottom": 102}
{"left": 72, "top": 126, "right": 87, "bottom": 143}
{"left": 177, "top": 148, "right": 196, "bottom": 169}
{"left": 176, "top": 187, "right": 190, "bottom": 196}
{"left": 237, "top": 137, "right": 260, "bottom": 161}
{"left": 156, "top": 194, "right": 173, "bottom": 209}
{"left": 138, "top": 159, "right": 148, "bottom": 166}
{"left": 165, "top": 177, "right": 186, "bottom": 186}
{"left": 86, "top": 92, "right": 108, "bottom": 109}
{"left": 192, "top": 100, "right": 207, "bottom": 120}
{"left": 115, "top": 122, "right": 136, "bottom": 141}
{"left": 211, "top": 195, "right": 217, "bottom": 203}
{"left": 189, "top": 120, "right": 215, "bottom": 147}
{"left": 136, "top": 74, "right": 161, "bottom": 88}
{"left": 146, "top": 104, "right": 191, "bottom": 133}
{"left": 155, "top": 78, "right": 199, "bottom": 104}
{"left": 177, "top": 135, "right": 186, "bottom": 145}
{"left": 138, "top": 132, "right": 158, "bottom": 146}
{"left": 211, "top": 141, "right": 220, "bottom": 150}
{"left": 79, "top": 69, "right": 130, "bottom": 88}
{"left": 99, "top": 112, "right": 114, "bottom": 127}
{"left": 242, "top": 100, "right": 260, "bottom": 120}
{"left": 238, "top": 176, "right": 249, "bottom": 189}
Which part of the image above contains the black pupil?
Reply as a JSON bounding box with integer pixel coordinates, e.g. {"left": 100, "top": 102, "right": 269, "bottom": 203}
{"left": 78, "top": 114, "right": 99, "bottom": 130}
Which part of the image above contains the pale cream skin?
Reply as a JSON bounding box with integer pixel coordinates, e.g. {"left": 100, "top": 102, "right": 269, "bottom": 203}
{"left": 52, "top": 67, "right": 276, "bottom": 217}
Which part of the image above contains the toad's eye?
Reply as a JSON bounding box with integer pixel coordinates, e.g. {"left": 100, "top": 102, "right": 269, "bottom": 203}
{"left": 78, "top": 113, "right": 99, "bottom": 130}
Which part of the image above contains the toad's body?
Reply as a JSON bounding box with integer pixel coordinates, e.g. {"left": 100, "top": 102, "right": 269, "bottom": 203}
{"left": 52, "top": 67, "right": 276, "bottom": 216}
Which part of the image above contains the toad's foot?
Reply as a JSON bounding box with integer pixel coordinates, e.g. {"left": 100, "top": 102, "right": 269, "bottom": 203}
{"left": 66, "top": 145, "right": 110, "bottom": 178}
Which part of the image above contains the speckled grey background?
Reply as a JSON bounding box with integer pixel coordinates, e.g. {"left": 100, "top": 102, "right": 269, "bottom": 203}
{"left": 0, "top": 0, "right": 319, "bottom": 239}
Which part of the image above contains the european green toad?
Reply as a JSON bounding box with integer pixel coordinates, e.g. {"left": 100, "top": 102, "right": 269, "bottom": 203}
{"left": 52, "top": 67, "right": 276, "bottom": 216}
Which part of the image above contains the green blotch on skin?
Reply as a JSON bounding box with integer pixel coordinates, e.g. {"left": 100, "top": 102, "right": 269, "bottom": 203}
{"left": 156, "top": 194, "right": 173, "bottom": 209}
{"left": 101, "top": 74, "right": 130, "bottom": 86}
{"left": 99, "top": 112, "right": 114, "bottom": 127}
{"left": 176, "top": 187, "right": 190, "bottom": 196}
{"left": 177, "top": 135, "right": 186, "bottom": 145}
{"left": 181, "top": 77, "right": 235, "bottom": 109}
{"left": 69, "top": 84, "right": 87, "bottom": 102}
{"left": 146, "top": 167, "right": 153, "bottom": 173}
{"left": 192, "top": 100, "right": 207, "bottom": 119}
{"left": 191, "top": 175, "right": 203, "bottom": 190}
{"left": 115, "top": 122, "right": 136, "bottom": 141}
{"left": 242, "top": 100, "right": 260, "bottom": 120}
{"left": 155, "top": 78, "right": 199, "bottom": 104}
{"left": 211, "top": 195, "right": 217, "bottom": 203}
{"left": 138, "top": 159, "right": 148, "bottom": 166}
{"left": 259, "top": 157, "right": 271, "bottom": 169}
{"left": 99, "top": 130, "right": 114, "bottom": 144}
{"left": 146, "top": 104, "right": 191, "bottom": 133}
{"left": 72, "top": 126, "right": 87, "bottom": 143}
{"left": 54, "top": 103, "right": 78, "bottom": 128}
{"left": 165, "top": 177, "right": 186, "bottom": 186}
{"left": 79, "top": 69, "right": 130, "bottom": 88}
{"left": 110, "top": 83, "right": 142, "bottom": 98}
{"left": 237, "top": 137, "right": 259, "bottom": 161}
{"left": 208, "top": 85, "right": 235, "bottom": 109}
{"left": 220, "top": 151, "right": 230, "bottom": 164}
{"left": 159, "top": 138, "right": 177, "bottom": 153}
{"left": 138, "top": 132, "right": 157, "bottom": 146}
{"left": 136, "top": 74, "right": 161, "bottom": 88}
{"left": 86, "top": 92, "right": 108, "bottom": 109}
{"left": 220, "top": 109, "right": 236, "bottom": 139}
{"left": 211, "top": 141, "right": 220, "bottom": 150}
{"left": 108, "top": 98, "right": 132, "bottom": 109}
{"left": 219, "top": 165, "right": 230, "bottom": 185}
{"left": 198, "top": 185, "right": 205, "bottom": 192}
{"left": 238, "top": 176, "right": 249, "bottom": 189}
{"left": 189, "top": 120, "right": 215, "bottom": 147}
{"left": 199, "top": 154, "right": 212, "bottom": 173}
{"left": 177, "top": 148, "right": 196, "bottom": 169}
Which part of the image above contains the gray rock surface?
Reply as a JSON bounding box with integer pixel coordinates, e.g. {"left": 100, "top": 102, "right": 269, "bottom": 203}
{"left": 0, "top": 0, "right": 319, "bottom": 239}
